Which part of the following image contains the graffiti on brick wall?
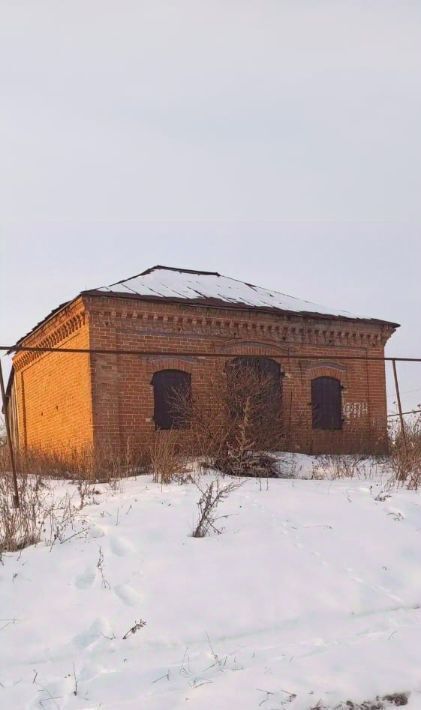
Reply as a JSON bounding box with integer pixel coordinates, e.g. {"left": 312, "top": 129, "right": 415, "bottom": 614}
{"left": 343, "top": 402, "right": 369, "bottom": 419}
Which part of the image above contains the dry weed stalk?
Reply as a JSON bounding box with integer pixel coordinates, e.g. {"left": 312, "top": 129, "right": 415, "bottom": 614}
{"left": 192, "top": 477, "right": 243, "bottom": 537}
{"left": 0, "top": 471, "right": 96, "bottom": 555}
{"left": 311, "top": 454, "right": 374, "bottom": 480}
{"left": 0, "top": 473, "right": 48, "bottom": 552}
{"left": 122, "top": 619, "right": 147, "bottom": 639}
{"left": 389, "top": 412, "right": 421, "bottom": 489}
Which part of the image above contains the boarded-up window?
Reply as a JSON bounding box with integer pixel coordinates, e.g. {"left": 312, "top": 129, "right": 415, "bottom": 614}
{"left": 152, "top": 370, "right": 191, "bottom": 430}
{"left": 311, "top": 376, "right": 343, "bottom": 430}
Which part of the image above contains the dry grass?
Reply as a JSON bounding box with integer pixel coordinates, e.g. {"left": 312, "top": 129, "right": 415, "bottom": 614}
{"left": 148, "top": 430, "right": 187, "bottom": 484}
{"left": 0, "top": 471, "right": 96, "bottom": 555}
{"left": 308, "top": 415, "right": 421, "bottom": 489}
{"left": 0, "top": 440, "right": 149, "bottom": 482}
{"left": 310, "top": 691, "right": 408, "bottom": 708}
{"left": 389, "top": 413, "right": 421, "bottom": 489}
{"left": 310, "top": 454, "right": 384, "bottom": 481}
{"left": 0, "top": 424, "right": 124, "bottom": 554}
{"left": 0, "top": 473, "right": 47, "bottom": 553}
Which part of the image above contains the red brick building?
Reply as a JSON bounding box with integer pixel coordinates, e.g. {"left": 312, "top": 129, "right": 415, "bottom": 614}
{"left": 8, "top": 266, "right": 398, "bottom": 460}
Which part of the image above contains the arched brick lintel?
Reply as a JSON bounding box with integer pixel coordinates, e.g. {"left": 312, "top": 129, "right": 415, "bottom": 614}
{"left": 145, "top": 358, "right": 196, "bottom": 378}
{"left": 221, "top": 339, "right": 289, "bottom": 356}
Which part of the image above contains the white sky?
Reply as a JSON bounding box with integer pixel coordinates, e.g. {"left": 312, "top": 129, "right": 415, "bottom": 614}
{"left": 1, "top": 1, "right": 420, "bottom": 412}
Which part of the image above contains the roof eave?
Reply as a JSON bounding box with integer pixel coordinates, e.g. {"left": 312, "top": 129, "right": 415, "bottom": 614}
{"left": 9, "top": 294, "right": 85, "bottom": 354}
{"left": 82, "top": 289, "right": 400, "bottom": 330}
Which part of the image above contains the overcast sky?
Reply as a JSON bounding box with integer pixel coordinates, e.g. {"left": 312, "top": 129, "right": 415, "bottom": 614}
{"left": 1, "top": 1, "right": 420, "bottom": 412}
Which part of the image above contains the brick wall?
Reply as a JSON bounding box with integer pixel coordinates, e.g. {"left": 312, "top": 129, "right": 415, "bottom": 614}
{"left": 12, "top": 298, "right": 94, "bottom": 455}
{"left": 11, "top": 292, "right": 395, "bottom": 459}
{"left": 86, "top": 294, "right": 395, "bottom": 456}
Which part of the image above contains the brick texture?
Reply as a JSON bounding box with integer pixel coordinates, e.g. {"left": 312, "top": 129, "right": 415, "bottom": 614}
{"left": 13, "top": 298, "right": 93, "bottom": 455}
{"left": 12, "top": 293, "right": 396, "bottom": 458}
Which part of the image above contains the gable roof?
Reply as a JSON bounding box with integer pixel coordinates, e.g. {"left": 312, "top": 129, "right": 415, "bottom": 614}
{"left": 86, "top": 265, "right": 397, "bottom": 326}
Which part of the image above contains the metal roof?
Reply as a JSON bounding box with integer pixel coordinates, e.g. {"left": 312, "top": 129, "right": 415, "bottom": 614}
{"left": 86, "top": 265, "right": 398, "bottom": 326}
{"left": 12, "top": 265, "right": 400, "bottom": 349}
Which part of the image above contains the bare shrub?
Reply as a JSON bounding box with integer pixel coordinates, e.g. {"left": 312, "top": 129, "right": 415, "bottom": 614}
{"left": 192, "top": 477, "right": 243, "bottom": 537}
{"left": 148, "top": 430, "right": 186, "bottom": 484}
{"left": 0, "top": 473, "right": 48, "bottom": 552}
{"left": 172, "top": 362, "right": 284, "bottom": 477}
{"left": 389, "top": 413, "right": 421, "bottom": 489}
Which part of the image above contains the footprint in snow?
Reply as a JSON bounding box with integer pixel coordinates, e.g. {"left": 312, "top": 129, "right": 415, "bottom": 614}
{"left": 85, "top": 525, "right": 106, "bottom": 539}
{"left": 109, "top": 534, "right": 136, "bottom": 557}
{"left": 114, "top": 584, "right": 143, "bottom": 607}
{"left": 75, "top": 568, "right": 96, "bottom": 589}
{"left": 73, "top": 617, "right": 113, "bottom": 649}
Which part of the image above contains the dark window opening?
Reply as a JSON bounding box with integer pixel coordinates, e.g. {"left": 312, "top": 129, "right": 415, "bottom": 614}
{"left": 311, "top": 376, "right": 343, "bottom": 430}
{"left": 229, "top": 356, "right": 281, "bottom": 382}
{"left": 152, "top": 370, "right": 191, "bottom": 430}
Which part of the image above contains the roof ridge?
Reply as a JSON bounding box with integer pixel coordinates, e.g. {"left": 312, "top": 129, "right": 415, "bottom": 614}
{"left": 107, "top": 265, "right": 221, "bottom": 287}
{"left": 108, "top": 266, "right": 339, "bottom": 311}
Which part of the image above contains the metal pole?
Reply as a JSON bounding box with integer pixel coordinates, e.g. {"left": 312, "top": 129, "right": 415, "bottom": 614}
{"left": 392, "top": 358, "right": 409, "bottom": 475}
{"left": 0, "top": 359, "right": 19, "bottom": 507}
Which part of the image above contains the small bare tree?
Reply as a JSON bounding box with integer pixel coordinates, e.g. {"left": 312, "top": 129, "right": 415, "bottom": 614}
{"left": 171, "top": 361, "right": 284, "bottom": 477}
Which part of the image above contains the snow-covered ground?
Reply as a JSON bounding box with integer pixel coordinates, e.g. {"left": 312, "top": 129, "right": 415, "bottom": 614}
{"left": 1, "top": 458, "right": 421, "bottom": 709}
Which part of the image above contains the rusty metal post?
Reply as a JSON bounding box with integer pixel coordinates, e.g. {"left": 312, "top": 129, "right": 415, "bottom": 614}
{"left": 392, "top": 359, "right": 409, "bottom": 475}
{"left": 0, "top": 359, "right": 19, "bottom": 507}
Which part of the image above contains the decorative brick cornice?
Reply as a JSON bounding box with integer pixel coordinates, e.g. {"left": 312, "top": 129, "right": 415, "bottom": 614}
{"left": 92, "top": 303, "right": 390, "bottom": 349}
{"left": 14, "top": 310, "right": 86, "bottom": 369}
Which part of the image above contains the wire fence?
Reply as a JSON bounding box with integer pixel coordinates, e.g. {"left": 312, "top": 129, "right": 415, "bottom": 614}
{"left": 1, "top": 343, "right": 421, "bottom": 361}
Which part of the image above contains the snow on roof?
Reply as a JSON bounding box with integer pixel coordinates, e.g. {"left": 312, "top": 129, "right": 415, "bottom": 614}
{"left": 94, "top": 265, "right": 386, "bottom": 323}
{"left": 11, "top": 266, "right": 397, "bottom": 354}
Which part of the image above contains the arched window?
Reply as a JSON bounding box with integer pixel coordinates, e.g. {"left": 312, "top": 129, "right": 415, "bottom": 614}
{"left": 311, "top": 376, "right": 343, "bottom": 430}
{"left": 152, "top": 370, "right": 191, "bottom": 430}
